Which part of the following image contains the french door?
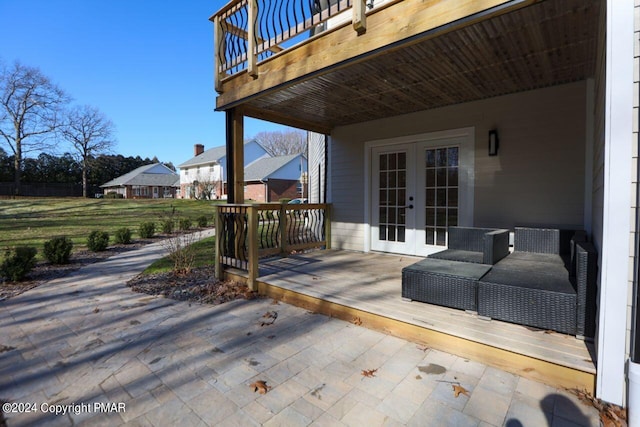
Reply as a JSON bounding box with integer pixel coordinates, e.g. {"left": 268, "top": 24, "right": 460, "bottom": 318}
{"left": 370, "top": 133, "right": 471, "bottom": 256}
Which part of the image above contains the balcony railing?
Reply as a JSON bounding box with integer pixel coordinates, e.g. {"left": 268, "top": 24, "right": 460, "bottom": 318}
{"left": 214, "top": 203, "right": 331, "bottom": 288}
{"left": 211, "top": 0, "right": 376, "bottom": 91}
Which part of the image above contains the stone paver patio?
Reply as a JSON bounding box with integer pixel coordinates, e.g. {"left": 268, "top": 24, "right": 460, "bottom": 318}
{"left": 0, "top": 236, "right": 600, "bottom": 426}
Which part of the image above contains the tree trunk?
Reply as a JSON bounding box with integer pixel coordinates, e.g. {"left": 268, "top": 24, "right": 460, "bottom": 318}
{"left": 13, "top": 139, "right": 21, "bottom": 196}
{"left": 82, "top": 156, "right": 88, "bottom": 198}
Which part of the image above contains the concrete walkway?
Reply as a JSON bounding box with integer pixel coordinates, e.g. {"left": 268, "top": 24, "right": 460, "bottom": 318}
{"left": 0, "top": 235, "right": 600, "bottom": 426}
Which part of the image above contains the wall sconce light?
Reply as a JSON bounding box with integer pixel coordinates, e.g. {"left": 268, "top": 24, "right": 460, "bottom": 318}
{"left": 488, "top": 129, "right": 499, "bottom": 156}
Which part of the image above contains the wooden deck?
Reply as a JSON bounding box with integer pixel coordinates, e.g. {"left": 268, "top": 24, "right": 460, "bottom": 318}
{"left": 225, "top": 249, "right": 596, "bottom": 393}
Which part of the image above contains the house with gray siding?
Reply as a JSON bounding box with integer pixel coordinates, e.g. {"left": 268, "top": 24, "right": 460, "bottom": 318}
{"left": 210, "top": 0, "right": 640, "bottom": 414}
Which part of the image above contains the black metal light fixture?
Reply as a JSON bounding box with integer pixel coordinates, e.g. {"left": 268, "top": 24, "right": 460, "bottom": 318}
{"left": 488, "top": 129, "right": 499, "bottom": 156}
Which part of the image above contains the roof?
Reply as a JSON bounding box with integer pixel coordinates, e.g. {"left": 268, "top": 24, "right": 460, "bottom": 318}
{"left": 100, "top": 163, "right": 179, "bottom": 188}
{"left": 178, "top": 139, "right": 266, "bottom": 168}
{"left": 244, "top": 154, "right": 303, "bottom": 181}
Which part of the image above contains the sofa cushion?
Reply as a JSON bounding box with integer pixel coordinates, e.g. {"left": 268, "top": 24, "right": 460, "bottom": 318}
{"left": 403, "top": 258, "right": 491, "bottom": 280}
{"left": 429, "top": 249, "right": 484, "bottom": 264}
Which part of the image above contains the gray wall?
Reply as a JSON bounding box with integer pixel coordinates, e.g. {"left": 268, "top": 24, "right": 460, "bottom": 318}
{"left": 329, "top": 81, "right": 588, "bottom": 251}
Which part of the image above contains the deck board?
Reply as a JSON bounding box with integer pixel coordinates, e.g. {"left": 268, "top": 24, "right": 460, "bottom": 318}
{"left": 256, "top": 250, "right": 595, "bottom": 375}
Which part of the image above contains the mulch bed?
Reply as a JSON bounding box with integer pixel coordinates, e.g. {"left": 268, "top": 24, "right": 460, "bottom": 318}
{"left": 127, "top": 266, "right": 256, "bottom": 305}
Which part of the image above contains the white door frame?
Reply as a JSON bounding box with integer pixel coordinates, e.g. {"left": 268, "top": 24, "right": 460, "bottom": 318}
{"left": 364, "top": 127, "right": 475, "bottom": 254}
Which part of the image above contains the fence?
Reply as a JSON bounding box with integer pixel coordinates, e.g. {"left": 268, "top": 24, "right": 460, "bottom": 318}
{"left": 0, "top": 183, "right": 82, "bottom": 197}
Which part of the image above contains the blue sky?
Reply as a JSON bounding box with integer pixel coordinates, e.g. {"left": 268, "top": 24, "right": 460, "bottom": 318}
{"left": 0, "top": 0, "right": 290, "bottom": 166}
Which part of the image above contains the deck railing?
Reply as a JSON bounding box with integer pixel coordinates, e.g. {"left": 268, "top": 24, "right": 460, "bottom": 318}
{"left": 211, "top": 0, "right": 373, "bottom": 91}
{"left": 214, "top": 203, "right": 331, "bottom": 288}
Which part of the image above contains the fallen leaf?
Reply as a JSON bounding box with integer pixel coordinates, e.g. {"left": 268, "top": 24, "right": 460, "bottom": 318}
{"left": 93, "top": 307, "right": 100, "bottom": 313}
{"left": 361, "top": 369, "right": 377, "bottom": 378}
{"left": 260, "top": 311, "right": 278, "bottom": 326}
{"left": 416, "top": 345, "right": 429, "bottom": 352}
{"left": 352, "top": 317, "right": 362, "bottom": 326}
{"left": 452, "top": 384, "right": 469, "bottom": 398}
{"left": 250, "top": 380, "right": 272, "bottom": 394}
{"left": 271, "top": 299, "right": 279, "bottom": 305}
{"left": 0, "top": 345, "right": 15, "bottom": 353}
{"left": 568, "top": 388, "right": 627, "bottom": 426}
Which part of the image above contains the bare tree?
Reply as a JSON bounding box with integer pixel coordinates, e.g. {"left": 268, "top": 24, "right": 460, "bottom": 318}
{"left": 0, "top": 60, "right": 70, "bottom": 194}
{"left": 251, "top": 129, "right": 307, "bottom": 156}
{"left": 61, "top": 105, "right": 116, "bottom": 197}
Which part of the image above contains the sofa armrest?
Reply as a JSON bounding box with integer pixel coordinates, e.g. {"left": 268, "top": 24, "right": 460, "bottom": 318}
{"left": 483, "top": 229, "right": 510, "bottom": 265}
{"left": 575, "top": 242, "right": 597, "bottom": 339}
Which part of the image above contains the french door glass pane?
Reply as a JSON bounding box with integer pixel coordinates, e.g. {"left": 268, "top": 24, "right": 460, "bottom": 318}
{"left": 378, "top": 152, "right": 407, "bottom": 243}
{"left": 424, "top": 146, "right": 459, "bottom": 246}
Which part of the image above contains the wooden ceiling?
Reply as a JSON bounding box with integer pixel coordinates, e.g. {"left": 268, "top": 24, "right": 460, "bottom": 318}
{"left": 231, "top": 0, "right": 601, "bottom": 133}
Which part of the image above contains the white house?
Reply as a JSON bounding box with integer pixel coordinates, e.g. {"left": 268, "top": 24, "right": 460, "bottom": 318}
{"left": 178, "top": 140, "right": 270, "bottom": 199}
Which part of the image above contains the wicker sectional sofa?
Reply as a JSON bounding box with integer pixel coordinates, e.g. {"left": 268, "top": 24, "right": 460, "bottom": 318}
{"left": 401, "top": 226, "right": 597, "bottom": 338}
{"left": 477, "top": 227, "right": 597, "bottom": 337}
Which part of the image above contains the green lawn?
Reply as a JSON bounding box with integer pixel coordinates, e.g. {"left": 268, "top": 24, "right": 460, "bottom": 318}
{"left": 143, "top": 236, "right": 216, "bottom": 274}
{"left": 0, "top": 198, "right": 222, "bottom": 260}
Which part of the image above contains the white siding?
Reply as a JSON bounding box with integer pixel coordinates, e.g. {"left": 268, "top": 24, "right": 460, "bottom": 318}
{"left": 308, "top": 132, "right": 326, "bottom": 203}
{"left": 595, "top": 0, "right": 634, "bottom": 406}
{"left": 329, "top": 82, "right": 588, "bottom": 251}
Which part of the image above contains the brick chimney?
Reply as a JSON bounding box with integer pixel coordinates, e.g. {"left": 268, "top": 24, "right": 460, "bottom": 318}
{"left": 194, "top": 144, "right": 204, "bottom": 156}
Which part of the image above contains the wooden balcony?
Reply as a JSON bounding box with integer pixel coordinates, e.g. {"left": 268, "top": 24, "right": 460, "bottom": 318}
{"left": 211, "top": 0, "right": 600, "bottom": 134}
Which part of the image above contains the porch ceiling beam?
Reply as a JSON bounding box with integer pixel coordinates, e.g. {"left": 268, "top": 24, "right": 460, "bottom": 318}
{"left": 215, "top": 0, "right": 535, "bottom": 111}
{"left": 241, "top": 105, "right": 333, "bottom": 135}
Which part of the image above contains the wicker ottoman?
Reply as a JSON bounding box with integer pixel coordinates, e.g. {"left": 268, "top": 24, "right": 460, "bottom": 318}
{"left": 401, "top": 258, "right": 492, "bottom": 311}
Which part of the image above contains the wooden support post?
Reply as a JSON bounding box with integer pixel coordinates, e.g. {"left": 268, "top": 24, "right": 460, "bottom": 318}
{"left": 247, "top": 0, "right": 258, "bottom": 78}
{"left": 247, "top": 205, "right": 259, "bottom": 290}
{"left": 353, "top": 0, "right": 367, "bottom": 35}
{"left": 214, "top": 206, "right": 223, "bottom": 280}
{"left": 213, "top": 15, "right": 226, "bottom": 93}
{"left": 279, "top": 202, "right": 288, "bottom": 255}
{"left": 225, "top": 108, "right": 245, "bottom": 204}
{"left": 324, "top": 204, "right": 331, "bottom": 249}
{"left": 232, "top": 111, "right": 244, "bottom": 204}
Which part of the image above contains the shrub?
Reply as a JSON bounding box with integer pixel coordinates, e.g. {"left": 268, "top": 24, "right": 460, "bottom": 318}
{"left": 87, "top": 230, "right": 110, "bottom": 252}
{"left": 161, "top": 219, "right": 174, "bottom": 234}
{"left": 178, "top": 218, "right": 192, "bottom": 231}
{"left": 163, "top": 233, "right": 196, "bottom": 275}
{"left": 139, "top": 222, "right": 156, "bottom": 239}
{"left": 1, "top": 246, "right": 37, "bottom": 282}
{"left": 196, "top": 215, "right": 208, "bottom": 228}
{"left": 43, "top": 236, "right": 73, "bottom": 264}
{"left": 114, "top": 227, "right": 132, "bottom": 245}
{"left": 104, "top": 192, "right": 124, "bottom": 199}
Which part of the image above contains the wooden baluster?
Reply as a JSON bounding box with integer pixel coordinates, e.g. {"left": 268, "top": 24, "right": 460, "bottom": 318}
{"left": 353, "top": 0, "right": 366, "bottom": 35}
